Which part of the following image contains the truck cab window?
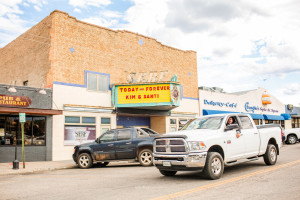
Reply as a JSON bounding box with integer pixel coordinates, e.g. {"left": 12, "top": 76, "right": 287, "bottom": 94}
{"left": 117, "top": 129, "right": 132, "bottom": 141}
{"left": 239, "top": 116, "right": 254, "bottom": 129}
{"left": 100, "top": 131, "right": 115, "bottom": 142}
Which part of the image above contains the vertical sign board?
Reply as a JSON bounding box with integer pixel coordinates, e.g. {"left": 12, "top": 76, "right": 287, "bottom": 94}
{"left": 19, "top": 113, "right": 26, "bottom": 168}
{"left": 19, "top": 113, "right": 26, "bottom": 122}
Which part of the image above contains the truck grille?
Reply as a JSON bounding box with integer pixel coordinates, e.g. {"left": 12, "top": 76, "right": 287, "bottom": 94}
{"left": 154, "top": 138, "right": 188, "bottom": 154}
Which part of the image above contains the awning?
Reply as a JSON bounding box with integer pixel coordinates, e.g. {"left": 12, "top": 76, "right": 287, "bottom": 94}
{"left": 263, "top": 114, "right": 284, "bottom": 120}
{"left": 0, "top": 106, "right": 62, "bottom": 115}
{"left": 202, "top": 109, "right": 264, "bottom": 120}
{"left": 281, "top": 113, "right": 291, "bottom": 120}
{"left": 203, "top": 109, "right": 237, "bottom": 115}
{"left": 248, "top": 113, "right": 264, "bottom": 120}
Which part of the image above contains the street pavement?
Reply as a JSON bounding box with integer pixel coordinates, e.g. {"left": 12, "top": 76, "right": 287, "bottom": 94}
{"left": 0, "top": 160, "right": 76, "bottom": 176}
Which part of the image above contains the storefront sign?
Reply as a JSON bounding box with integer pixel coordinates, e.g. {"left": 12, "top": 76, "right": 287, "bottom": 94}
{"left": 245, "top": 102, "right": 279, "bottom": 113}
{"left": 64, "top": 126, "right": 96, "bottom": 145}
{"left": 204, "top": 99, "right": 237, "bottom": 108}
{"left": 117, "top": 84, "right": 171, "bottom": 104}
{"left": 125, "top": 70, "right": 168, "bottom": 83}
{"left": 0, "top": 95, "right": 31, "bottom": 107}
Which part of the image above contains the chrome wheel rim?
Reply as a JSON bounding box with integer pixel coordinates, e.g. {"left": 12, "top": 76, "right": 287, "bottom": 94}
{"left": 288, "top": 136, "right": 296, "bottom": 144}
{"left": 211, "top": 157, "right": 222, "bottom": 175}
{"left": 79, "top": 155, "right": 89, "bottom": 167}
{"left": 270, "top": 147, "right": 277, "bottom": 162}
{"left": 141, "top": 152, "right": 152, "bottom": 164}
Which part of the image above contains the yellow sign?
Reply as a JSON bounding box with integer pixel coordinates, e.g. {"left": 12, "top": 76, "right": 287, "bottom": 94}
{"left": 117, "top": 84, "right": 171, "bottom": 104}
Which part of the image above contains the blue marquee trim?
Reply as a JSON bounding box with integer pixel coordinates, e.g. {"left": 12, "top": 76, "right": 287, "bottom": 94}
{"left": 53, "top": 81, "right": 85, "bottom": 88}
{"left": 183, "top": 97, "right": 199, "bottom": 100}
{"left": 53, "top": 70, "right": 111, "bottom": 91}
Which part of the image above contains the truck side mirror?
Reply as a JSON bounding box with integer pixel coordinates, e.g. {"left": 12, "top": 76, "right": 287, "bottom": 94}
{"left": 95, "top": 138, "right": 100, "bottom": 143}
{"left": 225, "top": 124, "right": 239, "bottom": 131}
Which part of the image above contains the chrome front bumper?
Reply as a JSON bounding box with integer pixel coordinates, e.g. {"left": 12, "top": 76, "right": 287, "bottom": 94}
{"left": 153, "top": 152, "right": 207, "bottom": 169}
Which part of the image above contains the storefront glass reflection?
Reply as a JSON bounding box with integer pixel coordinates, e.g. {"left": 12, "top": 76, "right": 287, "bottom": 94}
{"left": 0, "top": 116, "right": 46, "bottom": 146}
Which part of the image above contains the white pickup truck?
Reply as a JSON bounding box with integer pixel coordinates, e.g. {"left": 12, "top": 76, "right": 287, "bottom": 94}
{"left": 284, "top": 128, "right": 300, "bottom": 144}
{"left": 153, "top": 114, "right": 282, "bottom": 180}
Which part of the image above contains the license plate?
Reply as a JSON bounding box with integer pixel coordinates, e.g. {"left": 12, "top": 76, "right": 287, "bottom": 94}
{"left": 163, "top": 161, "right": 171, "bottom": 167}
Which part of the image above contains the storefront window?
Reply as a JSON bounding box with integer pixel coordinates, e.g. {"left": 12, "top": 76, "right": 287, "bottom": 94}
{"left": 0, "top": 116, "right": 6, "bottom": 145}
{"left": 292, "top": 117, "right": 300, "bottom": 128}
{"left": 101, "top": 117, "right": 111, "bottom": 135}
{"left": 65, "top": 116, "right": 80, "bottom": 123}
{"left": 82, "top": 117, "right": 96, "bottom": 124}
{"left": 24, "top": 117, "right": 32, "bottom": 145}
{"left": 32, "top": 117, "right": 46, "bottom": 145}
{"left": 64, "top": 115, "right": 97, "bottom": 145}
{"left": 101, "top": 118, "right": 111, "bottom": 124}
{"left": 0, "top": 116, "right": 46, "bottom": 146}
{"left": 170, "top": 119, "right": 176, "bottom": 124}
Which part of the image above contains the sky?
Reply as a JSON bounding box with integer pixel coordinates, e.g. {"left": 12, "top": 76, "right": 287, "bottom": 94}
{"left": 0, "top": 0, "right": 300, "bottom": 106}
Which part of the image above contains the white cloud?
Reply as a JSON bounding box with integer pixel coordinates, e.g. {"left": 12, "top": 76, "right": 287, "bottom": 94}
{"left": 81, "top": 10, "right": 123, "bottom": 28}
{"left": 0, "top": 14, "right": 28, "bottom": 34}
{"left": 121, "top": 0, "right": 300, "bottom": 96}
{"left": 69, "top": 0, "right": 111, "bottom": 8}
{"left": 101, "top": 10, "right": 122, "bottom": 19}
{"left": 74, "top": 8, "right": 81, "bottom": 13}
{"left": 33, "top": 5, "right": 41, "bottom": 11}
{"left": 0, "top": 0, "right": 48, "bottom": 47}
{"left": 283, "top": 83, "right": 300, "bottom": 96}
{"left": 82, "top": 17, "right": 119, "bottom": 28}
{"left": 0, "top": 0, "right": 23, "bottom": 17}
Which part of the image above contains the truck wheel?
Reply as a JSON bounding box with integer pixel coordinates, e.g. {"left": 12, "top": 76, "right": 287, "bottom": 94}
{"left": 202, "top": 152, "right": 224, "bottom": 180}
{"left": 77, "top": 153, "right": 93, "bottom": 169}
{"left": 138, "top": 149, "right": 153, "bottom": 166}
{"left": 263, "top": 144, "right": 277, "bottom": 165}
{"left": 95, "top": 162, "right": 109, "bottom": 167}
{"left": 287, "top": 135, "right": 297, "bottom": 144}
{"left": 159, "top": 170, "right": 177, "bottom": 176}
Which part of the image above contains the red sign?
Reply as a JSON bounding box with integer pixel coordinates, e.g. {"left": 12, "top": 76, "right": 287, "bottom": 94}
{"left": 0, "top": 95, "right": 32, "bottom": 107}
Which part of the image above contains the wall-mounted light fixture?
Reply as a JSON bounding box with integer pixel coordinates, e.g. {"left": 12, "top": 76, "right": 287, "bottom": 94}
{"left": 36, "top": 84, "right": 47, "bottom": 95}
{"left": 38, "top": 89, "right": 47, "bottom": 95}
{"left": 7, "top": 81, "right": 17, "bottom": 92}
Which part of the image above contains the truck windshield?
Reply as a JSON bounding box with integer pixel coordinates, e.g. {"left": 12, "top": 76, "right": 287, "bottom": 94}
{"left": 181, "top": 117, "right": 224, "bottom": 130}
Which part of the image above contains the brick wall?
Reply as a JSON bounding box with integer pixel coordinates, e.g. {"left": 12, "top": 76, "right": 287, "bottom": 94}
{"left": 0, "top": 16, "right": 52, "bottom": 88}
{"left": 50, "top": 11, "right": 198, "bottom": 98}
{"left": 0, "top": 10, "right": 198, "bottom": 99}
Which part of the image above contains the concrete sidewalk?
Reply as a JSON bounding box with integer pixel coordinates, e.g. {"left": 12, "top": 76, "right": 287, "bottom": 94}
{"left": 0, "top": 160, "right": 76, "bottom": 176}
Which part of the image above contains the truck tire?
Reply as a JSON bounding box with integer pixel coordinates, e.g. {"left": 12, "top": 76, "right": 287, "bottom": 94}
{"left": 159, "top": 170, "right": 177, "bottom": 176}
{"left": 138, "top": 149, "right": 153, "bottom": 166}
{"left": 77, "top": 153, "right": 93, "bottom": 169}
{"left": 202, "top": 152, "right": 224, "bottom": 180}
{"left": 263, "top": 144, "right": 277, "bottom": 165}
{"left": 286, "top": 135, "right": 297, "bottom": 144}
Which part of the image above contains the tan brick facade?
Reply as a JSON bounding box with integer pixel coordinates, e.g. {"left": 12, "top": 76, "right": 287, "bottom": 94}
{"left": 0, "top": 10, "right": 198, "bottom": 98}
{"left": 0, "top": 16, "right": 52, "bottom": 88}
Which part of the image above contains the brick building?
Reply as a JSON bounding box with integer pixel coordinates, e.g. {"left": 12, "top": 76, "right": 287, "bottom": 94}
{"left": 0, "top": 10, "right": 199, "bottom": 161}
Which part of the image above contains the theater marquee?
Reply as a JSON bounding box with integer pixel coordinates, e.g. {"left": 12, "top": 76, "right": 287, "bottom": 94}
{"left": 113, "top": 83, "right": 181, "bottom": 109}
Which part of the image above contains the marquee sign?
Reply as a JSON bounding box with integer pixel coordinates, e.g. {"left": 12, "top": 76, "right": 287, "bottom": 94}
{"left": 113, "top": 83, "right": 181, "bottom": 109}
{"left": 0, "top": 95, "right": 31, "bottom": 107}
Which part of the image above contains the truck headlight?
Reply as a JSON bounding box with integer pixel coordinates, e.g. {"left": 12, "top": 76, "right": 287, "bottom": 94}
{"left": 188, "top": 141, "right": 206, "bottom": 151}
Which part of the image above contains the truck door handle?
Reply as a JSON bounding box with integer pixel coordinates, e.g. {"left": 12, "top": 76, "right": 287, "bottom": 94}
{"left": 126, "top": 142, "right": 131, "bottom": 144}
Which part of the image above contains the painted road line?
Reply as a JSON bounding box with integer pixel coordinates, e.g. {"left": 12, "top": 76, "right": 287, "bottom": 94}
{"left": 152, "top": 159, "right": 300, "bottom": 200}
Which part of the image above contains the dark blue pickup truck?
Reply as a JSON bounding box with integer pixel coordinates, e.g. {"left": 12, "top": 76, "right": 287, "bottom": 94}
{"left": 73, "top": 127, "right": 159, "bottom": 169}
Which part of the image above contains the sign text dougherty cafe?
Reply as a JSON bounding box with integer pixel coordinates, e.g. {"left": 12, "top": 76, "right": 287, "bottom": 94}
{"left": 0, "top": 95, "right": 32, "bottom": 107}
{"left": 118, "top": 84, "right": 171, "bottom": 104}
